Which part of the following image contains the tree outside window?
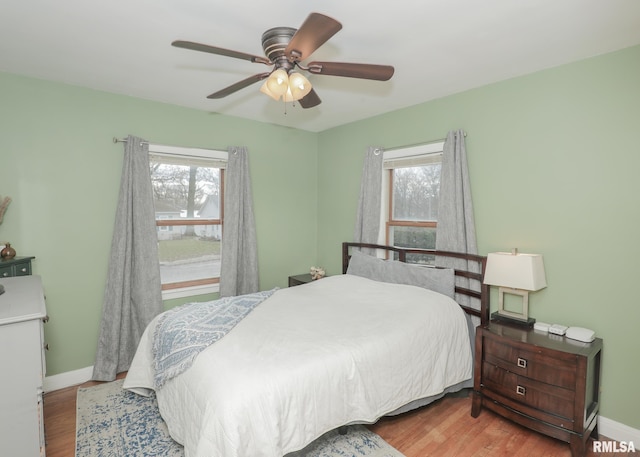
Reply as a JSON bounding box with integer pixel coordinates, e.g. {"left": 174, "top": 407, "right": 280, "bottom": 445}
{"left": 387, "top": 159, "right": 441, "bottom": 265}
{"left": 149, "top": 157, "right": 224, "bottom": 291}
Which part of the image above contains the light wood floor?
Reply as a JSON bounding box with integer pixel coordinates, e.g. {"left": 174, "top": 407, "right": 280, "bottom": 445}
{"left": 44, "top": 378, "right": 635, "bottom": 457}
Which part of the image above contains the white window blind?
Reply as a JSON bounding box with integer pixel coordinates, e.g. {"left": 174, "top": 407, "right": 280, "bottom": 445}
{"left": 148, "top": 144, "right": 228, "bottom": 168}
{"left": 383, "top": 141, "right": 444, "bottom": 169}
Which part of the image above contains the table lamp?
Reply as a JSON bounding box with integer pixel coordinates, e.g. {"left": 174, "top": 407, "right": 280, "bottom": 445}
{"left": 483, "top": 249, "right": 547, "bottom": 327}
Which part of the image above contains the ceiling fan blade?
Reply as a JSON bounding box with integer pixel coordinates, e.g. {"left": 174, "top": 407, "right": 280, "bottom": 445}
{"left": 298, "top": 89, "right": 322, "bottom": 109}
{"left": 285, "top": 13, "right": 342, "bottom": 62}
{"left": 307, "top": 61, "right": 395, "bottom": 81}
{"left": 207, "top": 72, "right": 271, "bottom": 99}
{"left": 172, "top": 40, "right": 272, "bottom": 65}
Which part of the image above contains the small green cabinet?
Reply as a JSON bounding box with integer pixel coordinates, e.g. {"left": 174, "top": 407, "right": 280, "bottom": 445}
{"left": 0, "top": 256, "right": 35, "bottom": 278}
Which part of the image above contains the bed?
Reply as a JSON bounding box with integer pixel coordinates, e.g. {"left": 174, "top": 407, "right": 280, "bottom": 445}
{"left": 123, "top": 242, "right": 489, "bottom": 457}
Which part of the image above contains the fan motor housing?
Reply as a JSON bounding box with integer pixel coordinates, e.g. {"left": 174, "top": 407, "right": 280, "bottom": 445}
{"left": 262, "top": 27, "right": 296, "bottom": 68}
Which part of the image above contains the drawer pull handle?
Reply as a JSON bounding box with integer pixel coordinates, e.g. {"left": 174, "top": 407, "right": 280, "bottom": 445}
{"left": 517, "top": 357, "right": 527, "bottom": 368}
{"left": 20, "top": 267, "right": 27, "bottom": 272}
{"left": 516, "top": 385, "right": 526, "bottom": 396}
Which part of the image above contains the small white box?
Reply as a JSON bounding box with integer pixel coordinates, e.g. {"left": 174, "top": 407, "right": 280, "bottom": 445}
{"left": 549, "top": 324, "right": 568, "bottom": 336}
{"left": 533, "top": 322, "right": 550, "bottom": 332}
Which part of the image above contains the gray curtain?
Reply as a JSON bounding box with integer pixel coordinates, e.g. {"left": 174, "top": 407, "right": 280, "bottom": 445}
{"left": 435, "top": 130, "right": 479, "bottom": 311}
{"left": 353, "top": 146, "right": 384, "bottom": 246}
{"left": 92, "top": 135, "right": 163, "bottom": 381}
{"left": 219, "top": 146, "right": 259, "bottom": 297}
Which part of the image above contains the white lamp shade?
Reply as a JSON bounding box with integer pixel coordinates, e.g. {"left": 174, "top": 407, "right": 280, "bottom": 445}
{"left": 484, "top": 252, "right": 547, "bottom": 291}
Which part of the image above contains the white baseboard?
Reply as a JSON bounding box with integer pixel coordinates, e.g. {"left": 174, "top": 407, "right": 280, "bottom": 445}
{"left": 599, "top": 416, "right": 640, "bottom": 444}
{"left": 44, "top": 366, "right": 94, "bottom": 392}
{"left": 44, "top": 367, "right": 640, "bottom": 445}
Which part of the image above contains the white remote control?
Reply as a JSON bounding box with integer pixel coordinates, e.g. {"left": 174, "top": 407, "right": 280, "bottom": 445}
{"left": 549, "top": 324, "right": 568, "bottom": 336}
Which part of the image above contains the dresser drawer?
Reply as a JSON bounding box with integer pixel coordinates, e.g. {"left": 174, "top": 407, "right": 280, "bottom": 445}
{"left": 0, "top": 256, "right": 35, "bottom": 278}
{"left": 0, "top": 265, "right": 12, "bottom": 278}
{"left": 484, "top": 337, "right": 577, "bottom": 389}
{"left": 13, "top": 261, "right": 32, "bottom": 276}
{"left": 482, "top": 361, "right": 575, "bottom": 421}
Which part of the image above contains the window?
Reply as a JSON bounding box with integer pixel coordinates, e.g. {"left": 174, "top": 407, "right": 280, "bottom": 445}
{"left": 382, "top": 142, "right": 444, "bottom": 264}
{"left": 149, "top": 145, "right": 227, "bottom": 298}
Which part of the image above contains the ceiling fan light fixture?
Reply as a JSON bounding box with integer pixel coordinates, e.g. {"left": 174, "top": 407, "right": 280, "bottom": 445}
{"left": 173, "top": 13, "right": 394, "bottom": 109}
{"left": 261, "top": 70, "right": 312, "bottom": 102}
{"left": 282, "top": 86, "right": 296, "bottom": 103}
{"left": 288, "top": 72, "right": 312, "bottom": 100}
{"left": 266, "top": 69, "right": 289, "bottom": 96}
{"left": 259, "top": 81, "right": 281, "bottom": 101}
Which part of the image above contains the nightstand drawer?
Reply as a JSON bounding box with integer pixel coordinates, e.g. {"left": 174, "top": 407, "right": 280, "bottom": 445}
{"left": 482, "top": 361, "right": 575, "bottom": 421}
{"left": 484, "top": 338, "right": 577, "bottom": 389}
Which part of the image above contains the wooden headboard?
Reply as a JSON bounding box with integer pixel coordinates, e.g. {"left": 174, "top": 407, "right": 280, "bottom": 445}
{"left": 342, "top": 242, "right": 489, "bottom": 326}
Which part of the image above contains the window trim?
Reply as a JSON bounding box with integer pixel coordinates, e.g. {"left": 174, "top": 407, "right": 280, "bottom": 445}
{"left": 149, "top": 144, "right": 227, "bottom": 299}
{"left": 161, "top": 283, "right": 221, "bottom": 301}
{"left": 381, "top": 141, "right": 444, "bottom": 255}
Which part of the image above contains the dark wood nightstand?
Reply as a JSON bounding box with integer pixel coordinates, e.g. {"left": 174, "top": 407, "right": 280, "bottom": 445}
{"left": 288, "top": 274, "right": 314, "bottom": 287}
{"left": 471, "top": 322, "right": 602, "bottom": 457}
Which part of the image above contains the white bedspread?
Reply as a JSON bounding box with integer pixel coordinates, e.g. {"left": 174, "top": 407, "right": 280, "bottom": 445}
{"left": 124, "top": 274, "right": 472, "bottom": 457}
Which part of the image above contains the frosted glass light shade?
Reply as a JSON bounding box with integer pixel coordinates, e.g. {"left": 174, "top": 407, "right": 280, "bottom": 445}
{"left": 260, "top": 81, "right": 281, "bottom": 101}
{"left": 288, "top": 72, "right": 312, "bottom": 100}
{"left": 266, "top": 69, "right": 289, "bottom": 96}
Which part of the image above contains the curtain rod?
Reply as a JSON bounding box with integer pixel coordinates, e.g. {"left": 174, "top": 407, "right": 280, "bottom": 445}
{"left": 113, "top": 137, "right": 148, "bottom": 146}
{"left": 112, "top": 137, "right": 231, "bottom": 153}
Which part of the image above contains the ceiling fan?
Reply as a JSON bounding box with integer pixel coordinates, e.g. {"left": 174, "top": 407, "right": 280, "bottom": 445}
{"left": 172, "top": 12, "right": 395, "bottom": 108}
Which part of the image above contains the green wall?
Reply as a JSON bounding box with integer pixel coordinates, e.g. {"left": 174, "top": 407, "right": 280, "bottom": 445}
{"left": 2, "top": 43, "right": 639, "bottom": 431}
{"left": 317, "top": 45, "right": 640, "bottom": 429}
{"left": 1, "top": 72, "right": 318, "bottom": 375}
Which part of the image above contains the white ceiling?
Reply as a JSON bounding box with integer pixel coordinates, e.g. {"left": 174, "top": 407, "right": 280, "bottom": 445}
{"left": 2, "top": 0, "right": 640, "bottom": 132}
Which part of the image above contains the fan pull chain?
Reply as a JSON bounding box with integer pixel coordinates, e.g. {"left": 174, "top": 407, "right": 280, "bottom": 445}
{"left": 282, "top": 100, "right": 297, "bottom": 115}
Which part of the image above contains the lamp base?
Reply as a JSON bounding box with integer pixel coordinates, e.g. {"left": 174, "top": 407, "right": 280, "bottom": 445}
{"left": 491, "top": 311, "right": 536, "bottom": 328}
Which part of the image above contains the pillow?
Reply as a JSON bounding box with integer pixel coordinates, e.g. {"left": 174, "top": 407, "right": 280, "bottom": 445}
{"left": 346, "top": 250, "right": 455, "bottom": 298}
{"left": 346, "top": 250, "right": 388, "bottom": 280}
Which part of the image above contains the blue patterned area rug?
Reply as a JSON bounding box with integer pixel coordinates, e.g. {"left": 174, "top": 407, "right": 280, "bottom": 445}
{"left": 75, "top": 379, "right": 405, "bottom": 457}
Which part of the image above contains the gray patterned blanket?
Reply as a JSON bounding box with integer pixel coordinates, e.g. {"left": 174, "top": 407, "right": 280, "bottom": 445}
{"left": 152, "top": 288, "right": 277, "bottom": 388}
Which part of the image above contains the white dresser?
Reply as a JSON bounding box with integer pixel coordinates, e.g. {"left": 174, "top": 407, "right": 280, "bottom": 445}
{"left": 0, "top": 275, "right": 47, "bottom": 457}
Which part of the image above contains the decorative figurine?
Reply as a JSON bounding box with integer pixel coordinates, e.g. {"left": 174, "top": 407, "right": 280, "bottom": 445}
{"left": 310, "top": 266, "right": 326, "bottom": 280}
